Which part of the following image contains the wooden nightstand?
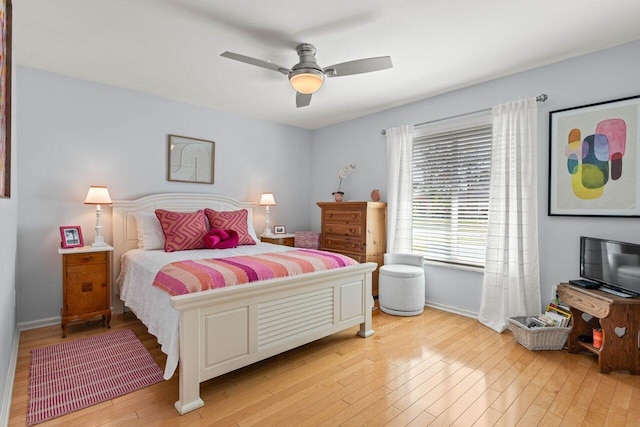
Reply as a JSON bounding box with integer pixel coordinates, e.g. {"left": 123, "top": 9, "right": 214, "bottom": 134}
{"left": 260, "top": 234, "right": 296, "bottom": 247}
{"left": 58, "top": 245, "right": 113, "bottom": 338}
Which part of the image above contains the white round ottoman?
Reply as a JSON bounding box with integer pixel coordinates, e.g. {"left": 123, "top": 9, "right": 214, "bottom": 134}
{"left": 379, "top": 255, "right": 425, "bottom": 316}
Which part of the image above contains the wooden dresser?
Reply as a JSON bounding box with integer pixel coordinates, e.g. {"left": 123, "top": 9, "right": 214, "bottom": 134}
{"left": 317, "top": 202, "right": 386, "bottom": 296}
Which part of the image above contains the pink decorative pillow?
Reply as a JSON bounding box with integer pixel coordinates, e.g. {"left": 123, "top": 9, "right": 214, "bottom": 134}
{"left": 155, "top": 209, "right": 208, "bottom": 252}
{"left": 204, "top": 208, "right": 256, "bottom": 245}
{"left": 203, "top": 229, "right": 239, "bottom": 249}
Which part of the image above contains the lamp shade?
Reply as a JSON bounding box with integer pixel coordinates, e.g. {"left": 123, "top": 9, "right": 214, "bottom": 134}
{"left": 289, "top": 70, "right": 324, "bottom": 94}
{"left": 84, "top": 186, "right": 112, "bottom": 205}
{"left": 259, "top": 192, "right": 276, "bottom": 206}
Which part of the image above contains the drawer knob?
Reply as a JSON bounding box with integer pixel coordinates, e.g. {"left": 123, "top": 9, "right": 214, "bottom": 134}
{"left": 82, "top": 282, "right": 93, "bottom": 292}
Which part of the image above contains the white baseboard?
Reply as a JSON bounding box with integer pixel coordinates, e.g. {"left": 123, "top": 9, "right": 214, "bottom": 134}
{"left": 425, "top": 300, "right": 478, "bottom": 319}
{"left": 16, "top": 304, "right": 123, "bottom": 332}
{"left": 17, "top": 316, "right": 59, "bottom": 332}
{"left": 0, "top": 328, "right": 19, "bottom": 427}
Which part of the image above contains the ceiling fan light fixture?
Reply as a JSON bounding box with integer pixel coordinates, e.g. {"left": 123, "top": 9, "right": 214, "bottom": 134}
{"left": 289, "top": 69, "right": 324, "bottom": 94}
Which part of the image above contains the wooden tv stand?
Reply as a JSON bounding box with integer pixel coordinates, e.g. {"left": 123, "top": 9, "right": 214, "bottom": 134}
{"left": 557, "top": 283, "right": 640, "bottom": 374}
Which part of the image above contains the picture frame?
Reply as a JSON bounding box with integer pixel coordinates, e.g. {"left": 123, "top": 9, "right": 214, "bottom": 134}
{"left": 0, "top": 0, "right": 12, "bottom": 198}
{"left": 167, "top": 134, "right": 215, "bottom": 184}
{"left": 549, "top": 95, "right": 640, "bottom": 217}
{"left": 60, "top": 226, "right": 84, "bottom": 248}
{"left": 274, "top": 225, "right": 286, "bottom": 234}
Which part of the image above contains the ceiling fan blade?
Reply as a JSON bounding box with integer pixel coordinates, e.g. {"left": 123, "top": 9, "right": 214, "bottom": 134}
{"left": 324, "top": 56, "right": 392, "bottom": 77}
{"left": 220, "top": 51, "right": 290, "bottom": 75}
{"left": 296, "top": 92, "right": 312, "bottom": 108}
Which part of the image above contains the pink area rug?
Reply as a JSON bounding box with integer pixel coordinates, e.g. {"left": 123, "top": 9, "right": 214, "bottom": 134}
{"left": 27, "top": 329, "right": 164, "bottom": 425}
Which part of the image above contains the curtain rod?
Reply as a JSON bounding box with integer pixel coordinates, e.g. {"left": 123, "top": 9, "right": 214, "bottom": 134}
{"left": 380, "top": 93, "right": 548, "bottom": 135}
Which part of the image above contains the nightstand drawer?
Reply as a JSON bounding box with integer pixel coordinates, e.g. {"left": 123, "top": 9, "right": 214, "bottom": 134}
{"left": 66, "top": 264, "right": 109, "bottom": 315}
{"left": 323, "top": 210, "right": 363, "bottom": 224}
{"left": 260, "top": 235, "right": 295, "bottom": 247}
{"left": 324, "top": 223, "right": 361, "bottom": 237}
{"left": 65, "top": 252, "right": 107, "bottom": 265}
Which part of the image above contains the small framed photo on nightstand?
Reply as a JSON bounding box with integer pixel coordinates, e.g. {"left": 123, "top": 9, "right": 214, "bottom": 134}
{"left": 274, "top": 225, "right": 286, "bottom": 234}
{"left": 60, "top": 225, "right": 84, "bottom": 248}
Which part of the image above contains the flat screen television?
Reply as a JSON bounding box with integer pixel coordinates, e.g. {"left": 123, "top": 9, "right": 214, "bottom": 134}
{"left": 580, "top": 236, "right": 640, "bottom": 296}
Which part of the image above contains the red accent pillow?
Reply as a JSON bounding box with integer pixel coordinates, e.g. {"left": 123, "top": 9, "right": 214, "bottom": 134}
{"left": 203, "top": 229, "right": 239, "bottom": 249}
{"left": 204, "top": 208, "right": 256, "bottom": 245}
{"left": 155, "top": 209, "right": 208, "bottom": 252}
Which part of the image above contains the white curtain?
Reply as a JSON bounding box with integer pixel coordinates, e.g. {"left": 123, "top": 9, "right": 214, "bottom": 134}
{"left": 386, "top": 125, "right": 414, "bottom": 253}
{"left": 478, "top": 98, "right": 541, "bottom": 333}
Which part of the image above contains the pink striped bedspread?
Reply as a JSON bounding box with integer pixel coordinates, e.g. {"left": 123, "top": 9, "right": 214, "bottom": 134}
{"left": 153, "top": 249, "right": 358, "bottom": 295}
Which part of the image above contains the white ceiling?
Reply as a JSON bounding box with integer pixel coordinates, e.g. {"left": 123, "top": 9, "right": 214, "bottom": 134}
{"left": 14, "top": 0, "right": 640, "bottom": 130}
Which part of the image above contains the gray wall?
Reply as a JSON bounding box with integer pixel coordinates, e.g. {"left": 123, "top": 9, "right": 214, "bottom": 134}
{"left": 16, "top": 67, "right": 313, "bottom": 324}
{"left": 310, "top": 39, "right": 640, "bottom": 314}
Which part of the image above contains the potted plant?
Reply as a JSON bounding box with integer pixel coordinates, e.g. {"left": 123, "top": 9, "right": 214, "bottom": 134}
{"left": 333, "top": 164, "right": 355, "bottom": 202}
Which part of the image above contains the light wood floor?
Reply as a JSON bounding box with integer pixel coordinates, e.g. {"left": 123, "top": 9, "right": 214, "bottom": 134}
{"left": 9, "top": 307, "right": 640, "bottom": 426}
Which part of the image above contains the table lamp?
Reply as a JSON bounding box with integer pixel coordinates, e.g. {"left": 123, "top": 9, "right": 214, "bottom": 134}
{"left": 259, "top": 192, "right": 276, "bottom": 236}
{"left": 84, "top": 185, "right": 112, "bottom": 247}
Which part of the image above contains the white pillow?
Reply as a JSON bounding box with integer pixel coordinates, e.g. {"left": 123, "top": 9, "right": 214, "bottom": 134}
{"left": 247, "top": 218, "right": 258, "bottom": 243}
{"left": 135, "top": 212, "right": 165, "bottom": 250}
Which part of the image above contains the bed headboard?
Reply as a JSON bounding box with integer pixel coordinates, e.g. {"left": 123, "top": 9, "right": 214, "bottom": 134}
{"left": 111, "top": 193, "right": 256, "bottom": 277}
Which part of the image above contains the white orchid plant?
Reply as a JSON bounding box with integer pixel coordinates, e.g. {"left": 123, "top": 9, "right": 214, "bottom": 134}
{"left": 335, "top": 164, "right": 356, "bottom": 194}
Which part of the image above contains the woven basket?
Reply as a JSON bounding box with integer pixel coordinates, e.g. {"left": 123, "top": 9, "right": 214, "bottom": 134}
{"left": 508, "top": 317, "right": 571, "bottom": 351}
{"left": 294, "top": 231, "right": 320, "bottom": 249}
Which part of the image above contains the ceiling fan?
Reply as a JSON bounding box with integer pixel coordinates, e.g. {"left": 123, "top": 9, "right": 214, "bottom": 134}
{"left": 220, "top": 43, "right": 392, "bottom": 108}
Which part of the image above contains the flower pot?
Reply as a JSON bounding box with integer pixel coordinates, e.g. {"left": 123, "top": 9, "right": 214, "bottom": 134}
{"left": 332, "top": 191, "right": 344, "bottom": 202}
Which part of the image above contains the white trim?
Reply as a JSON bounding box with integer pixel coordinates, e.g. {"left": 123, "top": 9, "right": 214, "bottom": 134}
{"left": 425, "top": 300, "right": 478, "bottom": 319}
{"left": 17, "top": 309, "right": 121, "bottom": 332}
{"left": 17, "top": 316, "right": 59, "bottom": 331}
{"left": 0, "top": 328, "right": 19, "bottom": 427}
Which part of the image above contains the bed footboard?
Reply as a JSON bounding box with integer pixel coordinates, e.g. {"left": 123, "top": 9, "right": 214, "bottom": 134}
{"left": 170, "top": 262, "right": 376, "bottom": 414}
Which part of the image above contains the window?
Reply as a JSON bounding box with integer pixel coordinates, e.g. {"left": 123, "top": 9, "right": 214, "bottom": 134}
{"left": 412, "top": 114, "right": 492, "bottom": 268}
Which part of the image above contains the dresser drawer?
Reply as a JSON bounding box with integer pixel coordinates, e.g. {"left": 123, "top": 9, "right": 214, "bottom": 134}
{"left": 323, "top": 210, "right": 363, "bottom": 224}
{"left": 322, "top": 236, "right": 364, "bottom": 253}
{"left": 65, "top": 252, "right": 107, "bottom": 265}
{"left": 324, "top": 223, "right": 362, "bottom": 237}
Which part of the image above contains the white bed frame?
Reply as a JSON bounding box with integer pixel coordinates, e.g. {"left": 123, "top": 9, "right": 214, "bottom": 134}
{"left": 112, "top": 193, "right": 375, "bottom": 414}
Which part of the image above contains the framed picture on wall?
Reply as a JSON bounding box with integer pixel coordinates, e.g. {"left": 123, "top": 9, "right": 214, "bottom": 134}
{"left": 167, "top": 134, "right": 215, "bottom": 184}
{"left": 0, "top": 0, "right": 12, "bottom": 198}
{"left": 60, "top": 226, "right": 84, "bottom": 248}
{"left": 548, "top": 94, "right": 640, "bottom": 217}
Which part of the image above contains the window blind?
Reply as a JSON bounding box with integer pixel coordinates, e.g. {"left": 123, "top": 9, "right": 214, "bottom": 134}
{"left": 412, "top": 117, "right": 492, "bottom": 267}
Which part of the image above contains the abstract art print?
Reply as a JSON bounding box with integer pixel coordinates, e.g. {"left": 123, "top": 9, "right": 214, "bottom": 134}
{"left": 167, "top": 134, "right": 215, "bottom": 184}
{"left": 549, "top": 95, "right": 640, "bottom": 217}
{"left": 0, "top": 0, "right": 11, "bottom": 198}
